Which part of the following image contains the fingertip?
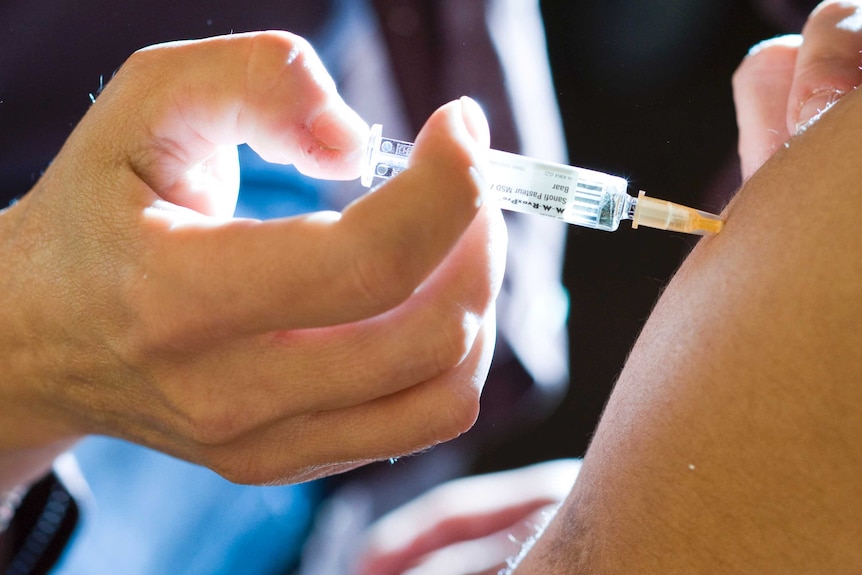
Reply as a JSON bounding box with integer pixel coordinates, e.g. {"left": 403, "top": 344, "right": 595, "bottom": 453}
{"left": 402, "top": 101, "right": 490, "bottom": 215}
{"left": 310, "top": 101, "right": 370, "bottom": 153}
{"left": 744, "top": 34, "right": 803, "bottom": 60}
{"left": 297, "top": 102, "right": 370, "bottom": 179}
{"left": 734, "top": 34, "right": 800, "bottom": 90}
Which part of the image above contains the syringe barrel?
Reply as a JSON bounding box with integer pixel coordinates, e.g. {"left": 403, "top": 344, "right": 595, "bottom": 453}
{"left": 362, "top": 124, "right": 632, "bottom": 232}
{"left": 361, "top": 124, "right": 411, "bottom": 187}
{"left": 485, "top": 149, "right": 630, "bottom": 231}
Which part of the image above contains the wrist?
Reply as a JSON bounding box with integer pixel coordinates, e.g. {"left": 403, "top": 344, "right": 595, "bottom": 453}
{"left": 0, "top": 202, "right": 81, "bottom": 479}
{"left": 0, "top": 441, "right": 79, "bottom": 494}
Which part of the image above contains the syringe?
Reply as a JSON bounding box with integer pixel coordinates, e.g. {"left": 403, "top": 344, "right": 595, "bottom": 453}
{"left": 361, "top": 125, "right": 724, "bottom": 235}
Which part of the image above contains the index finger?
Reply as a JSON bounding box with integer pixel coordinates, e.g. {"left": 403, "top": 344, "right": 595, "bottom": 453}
{"left": 75, "top": 31, "right": 369, "bottom": 211}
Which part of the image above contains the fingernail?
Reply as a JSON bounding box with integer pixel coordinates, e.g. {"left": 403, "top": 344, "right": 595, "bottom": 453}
{"left": 795, "top": 89, "right": 844, "bottom": 134}
{"left": 746, "top": 34, "right": 802, "bottom": 58}
{"left": 311, "top": 103, "right": 369, "bottom": 151}
{"left": 458, "top": 97, "right": 492, "bottom": 206}
{"left": 459, "top": 96, "right": 490, "bottom": 149}
{"left": 468, "top": 165, "right": 492, "bottom": 208}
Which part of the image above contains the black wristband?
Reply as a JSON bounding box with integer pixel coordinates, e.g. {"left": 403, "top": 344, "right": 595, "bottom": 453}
{"left": 3, "top": 473, "right": 78, "bottom": 575}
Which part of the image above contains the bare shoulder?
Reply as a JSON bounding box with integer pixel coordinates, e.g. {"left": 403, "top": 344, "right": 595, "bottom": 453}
{"left": 513, "top": 88, "right": 862, "bottom": 574}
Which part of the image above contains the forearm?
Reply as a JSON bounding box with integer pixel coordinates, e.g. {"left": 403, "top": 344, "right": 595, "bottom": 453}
{"left": 515, "top": 82, "right": 862, "bottom": 572}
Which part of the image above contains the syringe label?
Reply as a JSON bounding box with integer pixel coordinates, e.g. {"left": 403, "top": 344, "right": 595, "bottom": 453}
{"left": 380, "top": 138, "right": 414, "bottom": 158}
{"left": 493, "top": 183, "right": 569, "bottom": 220}
{"left": 375, "top": 163, "right": 405, "bottom": 179}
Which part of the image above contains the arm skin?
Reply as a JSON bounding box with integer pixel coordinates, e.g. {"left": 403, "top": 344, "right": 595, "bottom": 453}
{"left": 513, "top": 3, "right": 862, "bottom": 573}
{"left": 0, "top": 32, "right": 506, "bottom": 491}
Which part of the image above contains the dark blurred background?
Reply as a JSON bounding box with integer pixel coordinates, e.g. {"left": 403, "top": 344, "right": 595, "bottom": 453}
{"left": 475, "top": 0, "right": 818, "bottom": 472}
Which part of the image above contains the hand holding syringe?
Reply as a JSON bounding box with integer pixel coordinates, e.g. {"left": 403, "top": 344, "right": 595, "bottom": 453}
{"left": 362, "top": 124, "right": 724, "bottom": 236}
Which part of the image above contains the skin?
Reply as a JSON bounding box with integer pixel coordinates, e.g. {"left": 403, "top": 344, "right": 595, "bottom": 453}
{"left": 510, "top": 1, "right": 862, "bottom": 572}
{"left": 357, "top": 460, "right": 581, "bottom": 575}
{"left": 0, "top": 31, "right": 507, "bottom": 491}
{"left": 353, "top": 2, "right": 862, "bottom": 573}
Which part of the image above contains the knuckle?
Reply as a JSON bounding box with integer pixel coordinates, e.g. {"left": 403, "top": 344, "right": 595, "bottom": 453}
{"left": 348, "top": 246, "right": 417, "bottom": 314}
{"left": 122, "top": 47, "right": 150, "bottom": 72}
{"left": 252, "top": 30, "right": 310, "bottom": 66}
{"left": 430, "top": 310, "right": 479, "bottom": 373}
{"left": 124, "top": 44, "right": 163, "bottom": 71}
{"left": 203, "top": 449, "right": 348, "bottom": 486}
{"left": 429, "top": 325, "right": 493, "bottom": 444}
{"left": 249, "top": 30, "right": 333, "bottom": 92}
{"left": 181, "top": 402, "right": 249, "bottom": 448}
{"left": 119, "top": 321, "right": 191, "bottom": 372}
{"left": 431, "top": 383, "right": 482, "bottom": 443}
{"left": 205, "top": 452, "right": 271, "bottom": 486}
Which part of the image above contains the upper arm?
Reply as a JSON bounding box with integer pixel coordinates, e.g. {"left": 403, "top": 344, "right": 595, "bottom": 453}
{"left": 514, "top": 83, "right": 862, "bottom": 573}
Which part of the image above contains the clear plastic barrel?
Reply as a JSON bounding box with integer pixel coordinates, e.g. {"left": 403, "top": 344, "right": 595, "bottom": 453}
{"left": 362, "top": 124, "right": 633, "bottom": 232}
{"left": 485, "top": 149, "right": 631, "bottom": 232}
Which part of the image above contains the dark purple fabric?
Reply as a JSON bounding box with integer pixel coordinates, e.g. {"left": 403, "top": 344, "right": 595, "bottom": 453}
{"left": 0, "top": 1, "right": 335, "bottom": 201}
{"left": 370, "top": 0, "right": 517, "bottom": 147}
